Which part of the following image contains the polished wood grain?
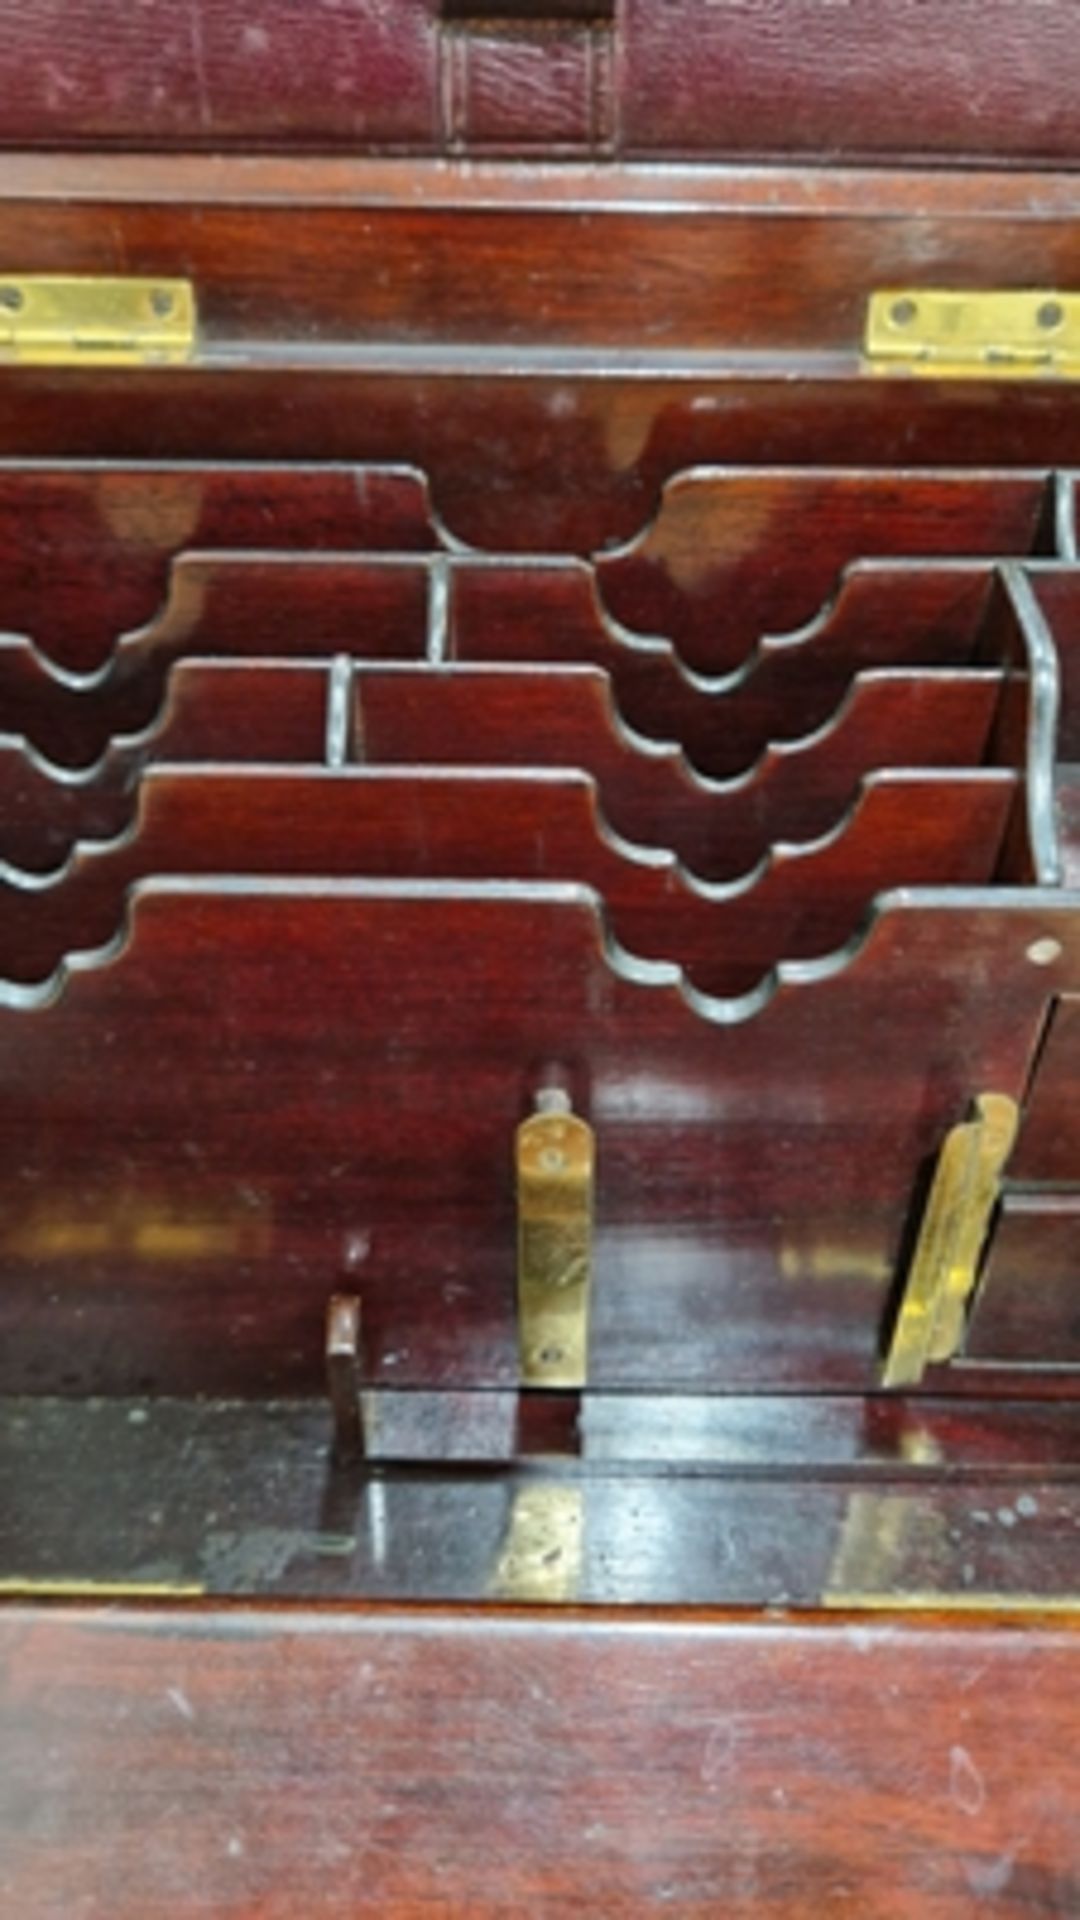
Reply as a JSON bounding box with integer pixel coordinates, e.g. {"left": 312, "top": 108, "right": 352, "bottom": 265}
{"left": 8, "top": 1393, "right": 1080, "bottom": 1595}
{"left": 5, "top": 1602, "right": 1080, "bottom": 1917}
{"left": 0, "top": 548, "right": 1007, "bottom": 784}
{"left": 969, "top": 1195, "right": 1080, "bottom": 1367}
{"left": 0, "top": 884, "right": 1071, "bottom": 1398}
{"left": 353, "top": 664, "right": 1011, "bottom": 879}
{"left": 1008, "top": 996, "right": 1080, "bottom": 1185}
{"left": 0, "top": 661, "right": 330, "bottom": 873}
{"left": 0, "top": 463, "right": 439, "bottom": 673}
{"left": 3, "top": 41, "right": 1080, "bottom": 1920}
{"left": 451, "top": 559, "right": 999, "bottom": 776}
{"left": 0, "top": 556, "right": 430, "bottom": 767}
{"left": 4, "top": 164, "right": 1080, "bottom": 551}
{"left": 0, "top": 760, "right": 1015, "bottom": 990}
{"left": 8, "top": 371, "right": 1077, "bottom": 560}
{"left": 596, "top": 471, "right": 1051, "bottom": 673}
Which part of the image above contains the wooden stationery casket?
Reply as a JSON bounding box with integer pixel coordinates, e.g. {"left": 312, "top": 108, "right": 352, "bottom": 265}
{"left": 4, "top": 4, "right": 1080, "bottom": 1912}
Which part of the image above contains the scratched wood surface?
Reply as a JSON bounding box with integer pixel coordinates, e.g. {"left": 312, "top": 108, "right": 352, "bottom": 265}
{"left": 7, "top": 1395, "right": 1080, "bottom": 1602}
{"left": 4, "top": 1603, "right": 1080, "bottom": 1917}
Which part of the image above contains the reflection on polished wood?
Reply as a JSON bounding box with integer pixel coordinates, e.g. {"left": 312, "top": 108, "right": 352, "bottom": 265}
{"left": 3, "top": 86, "right": 1080, "bottom": 1914}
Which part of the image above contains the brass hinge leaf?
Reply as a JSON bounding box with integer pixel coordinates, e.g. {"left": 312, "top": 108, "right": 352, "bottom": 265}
{"left": 866, "top": 289, "right": 1080, "bottom": 379}
{"left": 0, "top": 276, "right": 197, "bottom": 367}
{"left": 882, "top": 1092, "right": 1019, "bottom": 1390}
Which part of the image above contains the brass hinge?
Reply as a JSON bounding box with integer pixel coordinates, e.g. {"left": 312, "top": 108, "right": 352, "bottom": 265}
{"left": 882, "top": 1092, "right": 1019, "bottom": 1390}
{"left": 516, "top": 1089, "right": 594, "bottom": 1389}
{"left": 865, "top": 289, "right": 1080, "bottom": 379}
{"left": 0, "top": 275, "right": 197, "bottom": 366}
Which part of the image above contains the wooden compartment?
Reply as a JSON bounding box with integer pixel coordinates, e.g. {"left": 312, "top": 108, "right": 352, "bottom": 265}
{"left": 5, "top": 18, "right": 1080, "bottom": 1910}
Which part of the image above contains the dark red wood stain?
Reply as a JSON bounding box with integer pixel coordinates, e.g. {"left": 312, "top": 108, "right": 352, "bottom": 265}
{"left": 5, "top": 1605, "right": 1080, "bottom": 1915}
{"left": 1, "top": 31, "right": 1080, "bottom": 1906}
{"left": 0, "top": 887, "right": 1072, "bottom": 1399}
{"left": 596, "top": 471, "right": 1051, "bottom": 674}
{"left": 0, "top": 755, "right": 1015, "bottom": 986}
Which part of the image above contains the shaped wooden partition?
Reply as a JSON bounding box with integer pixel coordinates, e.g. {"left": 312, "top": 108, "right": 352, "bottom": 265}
{"left": 596, "top": 469, "right": 1054, "bottom": 671}
{"left": 0, "top": 555, "right": 431, "bottom": 766}
{"left": 0, "top": 764, "right": 1018, "bottom": 992}
{"left": 0, "top": 882, "right": 1076, "bottom": 1400}
{"left": 450, "top": 557, "right": 1000, "bottom": 776}
{"left": 0, "top": 540, "right": 1048, "bottom": 781}
{"left": 0, "top": 462, "right": 441, "bottom": 672}
{"left": 353, "top": 664, "right": 1015, "bottom": 880}
{"left": 0, "top": 661, "right": 331, "bottom": 873}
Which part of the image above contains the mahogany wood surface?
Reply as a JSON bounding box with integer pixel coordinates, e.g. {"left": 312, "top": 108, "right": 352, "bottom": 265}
{"left": 354, "top": 666, "right": 1013, "bottom": 881}
{"left": 969, "top": 1195, "right": 1080, "bottom": 1367}
{"left": 1008, "top": 996, "right": 1080, "bottom": 1185}
{"left": 5, "top": 1602, "right": 1080, "bottom": 1918}
{"left": 451, "top": 560, "right": 1000, "bottom": 776}
{"left": 0, "top": 661, "right": 331, "bottom": 873}
{"left": 0, "top": 556, "right": 431, "bottom": 767}
{"left": 3, "top": 165, "right": 1080, "bottom": 551}
{"left": 8, "top": 1394, "right": 1080, "bottom": 1598}
{"left": 0, "top": 758, "right": 1013, "bottom": 990}
{"left": 3, "top": 46, "right": 1080, "bottom": 1920}
{"left": 0, "top": 463, "right": 439, "bottom": 673}
{"left": 5, "top": 159, "right": 1080, "bottom": 362}
{"left": 0, "top": 654, "right": 1013, "bottom": 880}
{"left": 0, "top": 548, "right": 1009, "bottom": 781}
{"left": 0, "top": 885, "right": 1072, "bottom": 1399}
{"left": 8, "top": 368, "right": 1080, "bottom": 558}
{"left": 596, "top": 471, "right": 1051, "bottom": 673}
